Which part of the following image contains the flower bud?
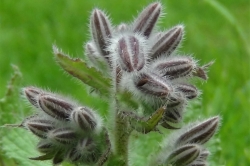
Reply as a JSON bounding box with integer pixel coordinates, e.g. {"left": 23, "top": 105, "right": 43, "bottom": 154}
{"left": 134, "top": 72, "right": 173, "bottom": 98}
{"left": 116, "top": 35, "right": 146, "bottom": 72}
{"left": 90, "top": 9, "right": 112, "bottom": 59}
{"left": 175, "top": 116, "right": 220, "bottom": 146}
{"left": 166, "top": 144, "right": 201, "bottom": 166}
{"left": 150, "top": 25, "right": 184, "bottom": 59}
{"left": 38, "top": 94, "right": 75, "bottom": 120}
{"left": 175, "top": 83, "right": 199, "bottom": 100}
{"left": 70, "top": 107, "right": 97, "bottom": 131}
{"left": 163, "top": 107, "right": 183, "bottom": 124}
{"left": 161, "top": 101, "right": 186, "bottom": 129}
{"left": 25, "top": 118, "right": 55, "bottom": 138}
{"left": 37, "top": 140, "right": 55, "bottom": 153}
{"left": 23, "top": 86, "right": 44, "bottom": 108}
{"left": 152, "top": 56, "right": 196, "bottom": 80}
{"left": 49, "top": 128, "right": 77, "bottom": 144}
{"left": 133, "top": 2, "right": 162, "bottom": 37}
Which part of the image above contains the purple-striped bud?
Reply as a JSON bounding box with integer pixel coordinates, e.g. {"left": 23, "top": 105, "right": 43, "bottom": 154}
{"left": 166, "top": 144, "right": 201, "bottom": 166}
{"left": 152, "top": 56, "right": 196, "bottom": 80}
{"left": 150, "top": 25, "right": 184, "bottom": 59}
{"left": 49, "top": 128, "right": 77, "bottom": 144}
{"left": 70, "top": 107, "right": 97, "bottom": 131}
{"left": 133, "top": 2, "right": 162, "bottom": 37}
{"left": 175, "top": 116, "right": 220, "bottom": 146}
{"left": 90, "top": 9, "right": 112, "bottom": 59}
{"left": 161, "top": 121, "right": 181, "bottom": 130}
{"left": 115, "top": 35, "right": 146, "bottom": 72}
{"left": 38, "top": 94, "right": 75, "bottom": 120}
{"left": 175, "top": 83, "right": 199, "bottom": 100}
{"left": 187, "top": 149, "right": 210, "bottom": 166}
{"left": 134, "top": 72, "right": 173, "bottom": 98}
{"left": 23, "top": 86, "right": 44, "bottom": 108}
{"left": 163, "top": 107, "right": 183, "bottom": 124}
{"left": 25, "top": 118, "right": 55, "bottom": 138}
{"left": 37, "top": 140, "right": 55, "bottom": 153}
{"left": 161, "top": 101, "right": 186, "bottom": 129}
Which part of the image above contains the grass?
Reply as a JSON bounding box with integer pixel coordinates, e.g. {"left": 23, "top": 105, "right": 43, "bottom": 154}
{"left": 0, "top": 0, "right": 249, "bottom": 165}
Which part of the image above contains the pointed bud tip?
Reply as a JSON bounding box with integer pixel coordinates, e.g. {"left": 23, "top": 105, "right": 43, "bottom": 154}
{"left": 167, "top": 144, "right": 201, "bottom": 166}
{"left": 38, "top": 94, "right": 75, "bottom": 120}
{"left": 22, "top": 86, "right": 44, "bottom": 107}
{"left": 176, "top": 116, "right": 220, "bottom": 146}
{"left": 133, "top": 2, "right": 162, "bottom": 37}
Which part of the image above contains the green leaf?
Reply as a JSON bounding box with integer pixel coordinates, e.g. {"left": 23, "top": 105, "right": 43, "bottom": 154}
{"left": 129, "top": 106, "right": 165, "bottom": 133}
{"left": 0, "top": 65, "right": 51, "bottom": 166}
{"left": 1, "top": 128, "right": 51, "bottom": 166}
{"left": 53, "top": 46, "right": 112, "bottom": 95}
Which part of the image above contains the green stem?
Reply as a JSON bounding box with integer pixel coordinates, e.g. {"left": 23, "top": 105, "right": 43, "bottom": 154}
{"left": 114, "top": 112, "right": 130, "bottom": 166}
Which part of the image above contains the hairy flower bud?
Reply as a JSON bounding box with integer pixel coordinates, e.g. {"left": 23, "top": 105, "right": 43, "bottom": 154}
{"left": 38, "top": 94, "right": 75, "bottom": 120}
{"left": 133, "top": 2, "right": 161, "bottom": 37}
{"left": 175, "top": 83, "right": 199, "bottom": 100}
{"left": 25, "top": 118, "right": 55, "bottom": 138}
{"left": 90, "top": 9, "right": 112, "bottom": 59}
{"left": 23, "top": 86, "right": 44, "bottom": 108}
{"left": 166, "top": 144, "right": 201, "bottom": 166}
{"left": 175, "top": 116, "right": 220, "bottom": 146}
{"left": 70, "top": 107, "right": 98, "bottom": 131}
{"left": 163, "top": 107, "right": 183, "bottom": 124}
{"left": 161, "top": 100, "right": 186, "bottom": 129}
{"left": 150, "top": 25, "right": 184, "bottom": 59}
{"left": 152, "top": 56, "right": 196, "bottom": 79}
{"left": 37, "top": 140, "right": 55, "bottom": 153}
{"left": 114, "top": 35, "right": 146, "bottom": 72}
{"left": 134, "top": 72, "right": 173, "bottom": 98}
{"left": 49, "top": 128, "right": 77, "bottom": 144}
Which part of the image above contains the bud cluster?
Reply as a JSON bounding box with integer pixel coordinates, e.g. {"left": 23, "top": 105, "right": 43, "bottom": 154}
{"left": 85, "top": 2, "right": 212, "bottom": 130}
{"left": 22, "top": 87, "right": 105, "bottom": 165}
{"left": 16, "top": 2, "right": 221, "bottom": 165}
{"left": 161, "top": 116, "right": 220, "bottom": 166}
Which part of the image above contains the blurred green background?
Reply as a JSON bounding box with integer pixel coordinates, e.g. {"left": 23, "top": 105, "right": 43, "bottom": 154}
{"left": 0, "top": 0, "right": 249, "bottom": 165}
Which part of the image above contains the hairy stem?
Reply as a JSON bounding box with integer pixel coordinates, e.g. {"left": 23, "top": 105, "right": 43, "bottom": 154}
{"left": 114, "top": 113, "right": 130, "bottom": 165}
